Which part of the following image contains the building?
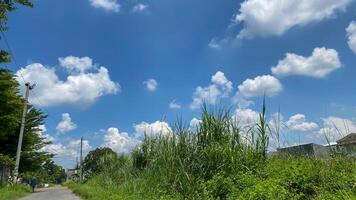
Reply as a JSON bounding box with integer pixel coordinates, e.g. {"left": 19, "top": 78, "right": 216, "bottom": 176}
{"left": 277, "top": 133, "right": 356, "bottom": 158}
{"left": 335, "top": 133, "right": 356, "bottom": 157}
{"left": 66, "top": 169, "right": 78, "bottom": 181}
{"left": 277, "top": 143, "right": 330, "bottom": 159}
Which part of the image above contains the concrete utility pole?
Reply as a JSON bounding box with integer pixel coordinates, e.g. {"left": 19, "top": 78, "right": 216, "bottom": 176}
{"left": 13, "top": 82, "right": 35, "bottom": 183}
{"left": 79, "top": 137, "right": 83, "bottom": 182}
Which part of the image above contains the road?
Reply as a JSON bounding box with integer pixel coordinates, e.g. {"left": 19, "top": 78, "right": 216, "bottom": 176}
{"left": 19, "top": 185, "right": 81, "bottom": 200}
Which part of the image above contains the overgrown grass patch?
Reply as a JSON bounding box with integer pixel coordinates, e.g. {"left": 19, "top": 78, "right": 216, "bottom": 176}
{"left": 0, "top": 184, "right": 31, "bottom": 200}
{"left": 66, "top": 104, "right": 356, "bottom": 200}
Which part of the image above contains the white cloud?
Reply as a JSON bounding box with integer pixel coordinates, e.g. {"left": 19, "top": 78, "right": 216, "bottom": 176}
{"left": 90, "top": 0, "right": 120, "bottom": 12}
{"left": 233, "top": 108, "right": 260, "bottom": 127}
{"left": 56, "top": 113, "right": 77, "bottom": 133}
{"left": 134, "top": 121, "right": 172, "bottom": 137}
{"left": 286, "top": 114, "right": 319, "bottom": 132}
{"left": 169, "top": 100, "right": 181, "bottom": 109}
{"left": 235, "top": 0, "right": 351, "bottom": 38}
{"left": 271, "top": 47, "right": 341, "bottom": 78}
{"left": 36, "top": 125, "right": 54, "bottom": 143}
{"left": 103, "top": 128, "right": 140, "bottom": 154}
{"left": 318, "top": 116, "right": 356, "bottom": 142}
{"left": 346, "top": 21, "right": 356, "bottom": 54}
{"left": 59, "top": 56, "right": 94, "bottom": 73}
{"left": 16, "top": 58, "right": 119, "bottom": 107}
{"left": 144, "top": 79, "right": 158, "bottom": 92}
{"left": 132, "top": 3, "right": 148, "bottom": 13}
{"left": 189, "top": 118, "right": 202, "bottom": 130}
{"left": 238, "top": 75, "right": 282, "bottom": 98}
{"left": 190, "top": 71, "right": 233, "bottom": 109}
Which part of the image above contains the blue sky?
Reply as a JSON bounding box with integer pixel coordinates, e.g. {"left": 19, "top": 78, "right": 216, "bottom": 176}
{"left": 4, "top": 0, "right": 356, "bottom": 168}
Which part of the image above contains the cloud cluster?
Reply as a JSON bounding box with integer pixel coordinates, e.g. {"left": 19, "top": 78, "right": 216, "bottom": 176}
{"left": 134, "top": 121, "right": 172, "bottom": 137}
{"left": 190, "top": 71, "right": 232, "bottom": 109}
{"left": 16, "top": 56, "right": 119, "bottom": 107}
{"left": 56, "top": 113, "right": 77, "bottom": 133}
{"left": 346, "top": 21, "right": 356, "bottom": 54}
{"left": 132, "top": 3, "right": 149, "bottom": 13}
{"left": 103, "top": 128, "right": 140, "bottom": 154}
{"left": 233, "top": 108, "right": 260, "bottom": 127}
{"left": 237, "top": 75, "right": 282, "bottom": 97}
{"left": 169, "top": 100, "right": 181, "bottom": 109}
{"left": 318, "top": 116, "right": 356, "bottom": 142}
{"left": 271, "top": 47, "right": 341, "bottom": 78}
{"left": 144, "top": 79, "right": 158, "bottom": 92}
{"left": 235, "top": 0, "right": 351, "bottom": 38}
{"left": 286, "top": 114, "right": 319, "bottom": 132}
{"left": 89, "top": 0, "right": 120, "bottom": 12}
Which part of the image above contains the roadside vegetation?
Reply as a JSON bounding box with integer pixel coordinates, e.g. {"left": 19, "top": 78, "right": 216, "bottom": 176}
{"left": 0, "top": 184, "right": 31, "bottom": 200}
{"left": 67, "top": 103, "right": 356, "bottom": 200}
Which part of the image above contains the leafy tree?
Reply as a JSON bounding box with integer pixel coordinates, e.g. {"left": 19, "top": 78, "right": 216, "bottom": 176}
{"left": 42, "top": 160, "right": 66, "bottom": 184}
{"left": 83, "top": 147, "right": 117, "bottom": 178}
{"left": 0, "top": 69, "right": 52, "bottom": 173}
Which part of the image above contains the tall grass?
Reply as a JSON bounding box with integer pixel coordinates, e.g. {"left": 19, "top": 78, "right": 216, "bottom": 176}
{"left": 67, "top": 102, "right": 356, "bottom": 200}
{"left": 0, "top": 184, "right": 31, "bottom": 200}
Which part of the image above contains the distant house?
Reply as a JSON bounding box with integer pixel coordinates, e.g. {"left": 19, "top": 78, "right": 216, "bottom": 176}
{"left": 277, "top": 143, "right": 330, "bottom": 159}
{"left": 335, "top": 133, "right": 356, "bottom": 157}
{"left": 277, "top": 133, "right": 356, "bottom": 158}
{"left": 66, "top": 169, "right": 78, "bottom": 181}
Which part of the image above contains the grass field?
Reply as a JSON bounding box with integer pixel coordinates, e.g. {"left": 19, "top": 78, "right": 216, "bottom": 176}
{"left": 66, "top": 105, "right": 356, "bottom": 200}
{"left": 0, "top": 184, "right": 31, "bottom": 200}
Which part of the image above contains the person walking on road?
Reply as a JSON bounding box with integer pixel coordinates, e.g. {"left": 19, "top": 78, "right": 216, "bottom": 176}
{"left": 30, "top": 178, "right": 37, "bottom": 193}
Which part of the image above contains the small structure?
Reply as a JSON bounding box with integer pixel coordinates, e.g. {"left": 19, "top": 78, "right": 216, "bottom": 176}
{"left": 335, "top": 133, "right": 356, "bottom": 157}
{"left": 66, "top": 169, "right": 78, "bottom": 181}
{"left": 277, "top": 133, "right": 356, "bottom": 158}
{"left": 277, "top": 143, "right": 330, "bottom": 159}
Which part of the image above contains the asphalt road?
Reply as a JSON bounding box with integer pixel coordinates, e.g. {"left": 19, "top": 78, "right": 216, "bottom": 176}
{"left": 19, "top": 185, "right": 81, "bottom": 200}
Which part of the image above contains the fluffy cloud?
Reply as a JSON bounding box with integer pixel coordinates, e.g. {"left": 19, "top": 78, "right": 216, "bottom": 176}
{"left": 134, "top": 121, "right": 172, "bottom": 137}
{"left": 169, "top": 100, "right": 181, "bottom": 109}
{"left": 238, "top": 75, "right": 282, "bottom": 98}
{"left": 189, "top": 118, "right": 202, "bottom": 129}
{"left": 318, "top": 116, "right": 356, "bottom": 142}
{"left": 190, "top": 71, "right": 233, "bottom": 109}
{"left": 271, "top": 47, "right": 341, "bottom": 78}
{"left": 346, "top": 21, "right": 356, "bottom": 54}
{"left": 56, "top": 113, "right": 77, "bottom": 133}
{"left": 286, "top": 114, "right": 319, "bottom": 132}
{"left": 103, "top": 128, "right": 140, "bottom": 154}
{"left": 59, "top": 56, "right": 94, "bottom": 73}
{"left": 233, "top": 108, "right": 260, "bottom": 127}
{"left": 16, "top": 57, "right": 119, "bottom": 107}
{"left": 89, "top": 0, "right": 120, "bottom": 12}
{"left": 144, "top": 79, "right": 158, "bottom": 92}
{"left": 132, "top": 3, "right": 149, "bottom": 13}
{"left": 35, "top": 125, "right": 54, "bottom": 143}
{"left": 235, "top": 0, "right": 351, "bottom": 38}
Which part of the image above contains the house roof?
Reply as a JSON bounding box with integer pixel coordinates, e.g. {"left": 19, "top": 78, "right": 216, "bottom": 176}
{"left": 336, "top": 133, "right": 356, "bottom": 145}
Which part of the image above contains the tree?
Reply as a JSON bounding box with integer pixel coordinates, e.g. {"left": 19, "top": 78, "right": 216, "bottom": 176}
{"left": 0, "top": 69, "right": 52, "bottom": 173}
{"left": 83, "top": 147, "right": 117, "bottom": 178}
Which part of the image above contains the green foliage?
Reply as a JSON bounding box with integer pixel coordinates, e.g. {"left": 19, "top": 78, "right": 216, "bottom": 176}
{"left": 0, "top": 69, "right": 52, "bottom": 174}
{"left": 83, "top": 147, "right": 119, "bottom": 178}
{"left": 65, "top": 104, "right": 356, "bottom": 200}
{"left": 0, "top": 184, "right": 31, "bottom": 200}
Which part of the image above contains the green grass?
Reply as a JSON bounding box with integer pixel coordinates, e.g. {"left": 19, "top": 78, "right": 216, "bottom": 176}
{"left": 65, "top": 104, "right": 356, "bottom": 200}
{"left": 0, "top": 184, "right": 31, "bottom": 200}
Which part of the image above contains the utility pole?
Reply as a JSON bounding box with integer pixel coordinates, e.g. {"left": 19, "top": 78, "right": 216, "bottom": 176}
{"left": 79, "top": 137, "right": 83, "bottom": 182}
{"left": 13, "top": 82, "right": 34, "bottom": 183}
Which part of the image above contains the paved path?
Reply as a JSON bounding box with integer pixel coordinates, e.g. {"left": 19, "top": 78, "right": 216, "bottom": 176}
{"left": 19, "top": 185, "right": 81, "bottom": 200}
